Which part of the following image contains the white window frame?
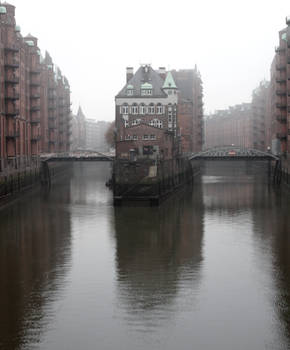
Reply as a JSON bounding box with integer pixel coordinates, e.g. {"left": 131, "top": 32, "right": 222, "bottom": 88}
{"left": 124, "top": 120, "right": 129, "bottom": 128}
{"left": 133, "top": 135, "right": 138, "bottom": 140}
{"left": 127, "top": 89, "right": 133, "bottom": 96}
{"left": 143, "top": 134, "right": 149, "bottom": 140}
{"left": 132, "top": 105, "right": 138, "bottom": 114}
{"left": 148, "top": 105, "right": 155, "bottom": 114}
{"left": 150, "top": 134, "right": 156, "bottom": 140}
{"left": 122, "top": 105, "right": 128, "bottom": 114}
{"left": 156, "top": 105, "right": 163, "bottom": 114}
{"left": 140, "top": 105, "right": 146, "bottom": 114}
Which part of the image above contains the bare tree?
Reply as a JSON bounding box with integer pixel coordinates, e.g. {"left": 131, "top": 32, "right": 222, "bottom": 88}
{"left": 105, "top": 121, "right": 115, "bottom": 148}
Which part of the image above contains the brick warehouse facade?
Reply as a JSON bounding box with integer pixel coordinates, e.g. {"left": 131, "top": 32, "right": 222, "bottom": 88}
{"left": 270, "top": 16, "right": 290, "bottom": 157}
{"left": 0, "top": 3, "right": 71, "bottom": 175}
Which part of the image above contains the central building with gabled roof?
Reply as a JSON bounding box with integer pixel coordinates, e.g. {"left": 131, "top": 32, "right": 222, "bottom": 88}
{"left": 115, "top": 64, "right": 179, "bottom": 161}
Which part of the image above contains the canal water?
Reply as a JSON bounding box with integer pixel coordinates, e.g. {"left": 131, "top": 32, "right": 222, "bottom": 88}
{"left": 0, "top": 161, "right": 289, "bottom": 350}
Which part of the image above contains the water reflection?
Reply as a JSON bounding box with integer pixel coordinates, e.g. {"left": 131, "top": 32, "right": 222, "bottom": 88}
{"left": 114, "top": 185, "right": 204, "bottom": 330}
{"left": 0, "top": 177, "right": 73, "bottom": 350}
{"left": 251, "top": 185, "right": 290, "bottom": 349}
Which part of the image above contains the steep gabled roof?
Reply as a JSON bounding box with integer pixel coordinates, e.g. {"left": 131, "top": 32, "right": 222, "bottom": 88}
{"left": 116, "top": 65, "right": 167, "bottom": 98}
{"left": 162, "top": 71, "right": 177, "bottom": 89}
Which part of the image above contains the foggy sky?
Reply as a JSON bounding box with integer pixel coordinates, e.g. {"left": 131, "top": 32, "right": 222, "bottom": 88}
{"left": 9, "top": 0, "right": 290, "bottom": 121}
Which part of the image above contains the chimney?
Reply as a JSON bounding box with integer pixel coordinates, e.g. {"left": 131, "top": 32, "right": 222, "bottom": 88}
{"left": 126, "top": 67, "right": 134, "bottom": 83}
{"left": 158, "top": 67, "right": 166, "bottom": 79}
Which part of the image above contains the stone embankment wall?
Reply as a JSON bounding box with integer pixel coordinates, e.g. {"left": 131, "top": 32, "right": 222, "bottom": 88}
{"left": 0, "top": 162, "right": 71, "bottom": 203}
{"left": 113, "top": 158, "right": 198, "bottom": 204}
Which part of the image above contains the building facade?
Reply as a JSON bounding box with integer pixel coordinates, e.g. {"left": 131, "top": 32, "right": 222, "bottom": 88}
{"left": 115, "top": 65, "right": 203, "bottom": 161}
{"left": 269, "top": 16, "right": 290, "bottom": 157}
{"left": 0, "top": 2, "right": 71, "bottom": 175}
{"left": 204, "top": 103, "right": 252, "bottom": 149}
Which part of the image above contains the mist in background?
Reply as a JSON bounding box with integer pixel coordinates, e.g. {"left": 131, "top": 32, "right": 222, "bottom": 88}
{"left": 9, "top": 0, "right": 290, "bottom": 120}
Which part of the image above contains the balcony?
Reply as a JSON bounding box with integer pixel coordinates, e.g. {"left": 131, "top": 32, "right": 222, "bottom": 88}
{"left": 5, "top": 91, "right": 20, "bottom": 100}
{"left": 276, "top": 77, "right": 286, "bottom": 84}
{"left": 48, "top": 123, "right": 56, "bottom": 130}
{"left": 4, "top": 59, "right": 19, "bottom": 69}
{"left": 5, "top": 75, "right": 19, "bottom": 84}
{"left": 6, "top": 126, "right": 20, "bottom": 138}
{"left": 276, "top": 115, "right": 287, "bottom": 123}
{"left": 275, "top": 46, "right": 286, "bottom": 53}
{"left": 4, "top": 44, "right": 19, "bottom": 52}
{"left": 30, "top": 68, "right": 41, "bottom": 74}
{"left": 30, "top": 76, "right": 40, "bottom": 86}
{"left": 5, "top": 105, "right": 19, "bottom": 116}
{"left": 276, "top": 89, "right": 286, "bottom": 96}
{"left": 276, "top": 102, "right": 287, "bottom": 109}
{"left": 31, "top": 135, "right": 41, "bottom": 142}
{"left": 30, "top": 117, "right": 40, "bottom": 124}
{"left": 31, "top": 106, "right": 40, "bottom": 112}
{"left": 276, "top": 64, "right": 286, "bottom": 71}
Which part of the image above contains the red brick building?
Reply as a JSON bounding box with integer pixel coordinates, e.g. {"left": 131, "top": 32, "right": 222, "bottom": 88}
{"left": 269, "top": 16, "right": 290, "bottom": 157}
{"left": 204, "top": 103, "right": 252, "bottom": 149}
{"left": 0, "top": 2, "right": 71, "bottom": 175}
{"left": 172, "top": 68, "right": 203, "bottom": 154}
{"left": 115, "top": 65, "right": 203, "bottom": 161}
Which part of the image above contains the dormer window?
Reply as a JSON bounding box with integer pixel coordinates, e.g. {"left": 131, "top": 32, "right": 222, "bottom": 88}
{"left": 141, "top": 82, "right": 153, "bottom": 96}
{"left": 126, "top": 84, "right": 134, "bottom": 96}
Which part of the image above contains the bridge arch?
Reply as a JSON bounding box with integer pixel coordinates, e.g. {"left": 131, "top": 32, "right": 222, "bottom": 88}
{"left": 189, "top": 146, "right": 279, "bottom": 161}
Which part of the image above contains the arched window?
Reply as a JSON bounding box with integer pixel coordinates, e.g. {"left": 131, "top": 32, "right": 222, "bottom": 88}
{"left": 121, "top": 104, "right": 128, "bottom": 114}
{"left": 139, "top": 104, "right": 146, "bottom": 115}
{"left": 148, "top": 103, "right": 155, "bottom": 114}
{"left": 156, "top": 103, "right": 163, "bottom": 114}
{"left": 132, "top": 103, "right": 138, "bottom": 115}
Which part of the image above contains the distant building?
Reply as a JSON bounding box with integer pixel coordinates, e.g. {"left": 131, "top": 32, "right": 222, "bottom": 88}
{"left": 251, "top": 80, "right": 270, "bottom": 151}
{"left": 204, "top": 103, "right": 252, "bottom": 149}
{"left": 71, "top": 107, "right": 86, "bottom": 150}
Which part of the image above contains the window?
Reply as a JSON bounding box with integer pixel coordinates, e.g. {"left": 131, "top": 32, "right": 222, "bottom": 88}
{"left": 125, "top": 135, "right": 131, "bottom": 140}
{"left": 124, "top": 120, "right": 129, "bottom": 128}
{"left": 148, "top": 104, "right": 155, "bottom": 114}
{"left": 132, "top": 104, "right": 138, "bottom": 114}
{"left": 150, "top": 119, "right": 163, "bottom": 128}
{"left": 143, "top": 135, "right": 149, "bottom": 140}
{"left": 122, "top": 105, "right": 128, "bottom": 114}
{"left": 133, "top": 135, "right": 138, "bottom": 140}
{"left": 132, "top": 119, "right": 141, "bottom": 126}
{"left": 127, "top": 89, "right": 133, "bottom": 96}
{"left": 141, "top": 89, "right": 152, "bottom": 96}
{"left": 140, "top": 104, "right": 146, "bottom": 114}
{"left": 150, "top": 134, "right": 156, "bottom": 140}
{"left": 156, "top": 104, "right": 163, "bottom": 114}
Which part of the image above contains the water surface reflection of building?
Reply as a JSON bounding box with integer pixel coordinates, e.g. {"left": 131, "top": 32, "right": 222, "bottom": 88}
{"left": 113, "top": 186, "right": 204, "bottom": 328}
{"left": 0, "top": 180, "right": 73, "bottom": 349}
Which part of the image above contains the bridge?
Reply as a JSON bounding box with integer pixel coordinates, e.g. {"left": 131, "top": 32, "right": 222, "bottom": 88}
{"left": 189, "top": 146, "right": 279, "bottom": 161}
{"left": 40, "top": 150, "right": 115, "bottom": 162}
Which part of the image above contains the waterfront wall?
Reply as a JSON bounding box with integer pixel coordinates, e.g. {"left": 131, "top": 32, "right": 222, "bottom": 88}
{"left": 113, "top": 158, "right": 198, "bottom": 205}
